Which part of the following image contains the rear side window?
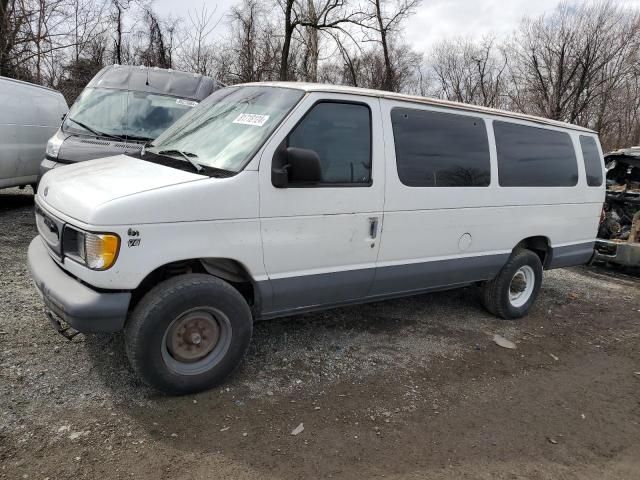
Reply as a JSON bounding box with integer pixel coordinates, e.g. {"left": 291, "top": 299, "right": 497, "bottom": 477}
{"left": 288, "top": 102, "right": 371, "bottom": 184}
{"left": 494, "top": 121, "right": 578, "bottom": 187}
{"left": 391, "top": 108, "right": 490, "bottom": 187}
{"left": 579, "top": 136, "right": 603, "bottom": 186}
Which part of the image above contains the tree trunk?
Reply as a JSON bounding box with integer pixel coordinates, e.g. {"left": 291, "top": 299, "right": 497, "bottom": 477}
{"left": 279, "top": 0, "right": 294, "bottom": 81}
{"left": 344, "top": 51, "right": 358, "bottom": 86}
{"left": 0, "top": 0, "right": 8, "bottom": 76}
{"left": 375, "top": 0, "right": 393, "bottom": 91}
{"left": 305, "top": 0, "right": 318, "bottom": 82}
{"left": 35, "top": 0, "right": 44, "bottom": 84}
{"left": 115, "top": 2, "right": 123, "bottom": 64}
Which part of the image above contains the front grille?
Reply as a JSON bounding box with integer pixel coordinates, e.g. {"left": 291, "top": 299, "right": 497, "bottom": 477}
{"left": 35, "top": 201, "right": 64, "bottom": 258}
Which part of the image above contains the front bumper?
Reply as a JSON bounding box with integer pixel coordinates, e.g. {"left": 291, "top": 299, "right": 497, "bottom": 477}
{"left": 27, "top": 237, "right": 131, "bottom": 333}
{"left": 594, "top": 239, "right": 640, "bottom": 267}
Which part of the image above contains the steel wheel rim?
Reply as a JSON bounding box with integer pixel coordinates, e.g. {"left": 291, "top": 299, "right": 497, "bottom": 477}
{"left": 508, "top": 265, "right": 535, "bottom": 308}
{"left": 161, "top": 307, "right": 232, "bottom": 376}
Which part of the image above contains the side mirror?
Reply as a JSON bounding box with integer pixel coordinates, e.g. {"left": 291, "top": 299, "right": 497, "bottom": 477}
{"left": 272, "top": 145, "right": 322, "bottom": 188}
{"left": 288, "top": 147, "right": 322, "bottom": 184}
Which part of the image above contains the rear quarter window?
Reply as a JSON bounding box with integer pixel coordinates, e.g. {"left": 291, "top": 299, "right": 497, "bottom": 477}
{"left": 391, "top": 108, "right": 490, "bottom": 187}
{"left": 579, "top": 136, "right": 604, "bottom": 187}
{"left": 494, "top": 121, "right": 578, "bottom": 187}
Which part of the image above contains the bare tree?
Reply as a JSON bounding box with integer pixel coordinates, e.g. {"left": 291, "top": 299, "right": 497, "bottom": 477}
{"left": 301, "top": 0, "right": 319, "bottom": 81}
{"left": 276, "top": 0, "right": 367, "bottom": 81}
{"left": 222, "top": 0, "right": 281, "bottom": 83}
{"left": 71, "top": 0, "right": 107, "bottom": 62}
{"left": 0, "top": 0, "right": 10, "bottom": 73}
{"left": 507, "top": 1, "right": 640, "bottom": 123}
{"left": 330, "top": 29, "right": 362, "bottom": 86}
{"left": 111, "top": 0, "right": 129, "bottom": 64}
{"left": 358, "top": 42, "right": 420, "bottom": 91}
{"left": 230, "top": 0, "right": 260, "bottom": 82}
{"left": 430, "top": 37, "right": 508, "bottom": 107}
{"left": 0, "top": 0, "right": 24, "bottom": 77}
{"left": 360, "top": 0, "right": 420, "bottom": 91}
{"left": 146, "top": 8, "right": 167, "bottom": 66}
{"left": 180, "top": 4, "right": 219, "bottom": 75}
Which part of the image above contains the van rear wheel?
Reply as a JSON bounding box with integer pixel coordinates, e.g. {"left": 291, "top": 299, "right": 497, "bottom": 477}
{"left": 125, "top": 274, "right": 253, "bottom": 395}
{"left": 482, "top": 249, "right": 543, "bottom": 319}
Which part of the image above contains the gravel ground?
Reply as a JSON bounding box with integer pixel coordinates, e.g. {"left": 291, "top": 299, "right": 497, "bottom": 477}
{"left": 1, "top": 186, "right": 639, "bottom": 479}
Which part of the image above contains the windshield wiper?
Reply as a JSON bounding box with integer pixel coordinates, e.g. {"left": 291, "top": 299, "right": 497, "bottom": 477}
{"left": 158, "top": 149, "right": 204, "bottom": 173}
{"left": 140, "top": 140, "right": 153, "bottom": 156}
{"left": 125, "top": 134, "right": 154, "bottom": 142}
{"left": 65, "top": 117, "right": 126, "bottom": 141}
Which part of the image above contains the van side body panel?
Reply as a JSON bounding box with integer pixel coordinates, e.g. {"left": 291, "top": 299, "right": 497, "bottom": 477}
{"left": 368, "top": 99, "right": 603, "bottom": 301}
{"left": 252, "top": 95, "right": 604, "bottom": 318}
{"left": 0, "top": 77, "right": 67, "bottom": 188}
{"left": 546, "top": 242, "right": 597, "bottom": 269}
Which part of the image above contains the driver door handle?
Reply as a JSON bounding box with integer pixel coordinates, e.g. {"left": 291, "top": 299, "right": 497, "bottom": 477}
{"left": 369, "top": 217, "right": 379, "bottom": 239}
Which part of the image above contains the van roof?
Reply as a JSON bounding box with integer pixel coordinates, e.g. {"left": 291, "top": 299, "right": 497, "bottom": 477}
{"left": 0, "top": 75, "right": 64, "bottom": 96}
{"left": 242, "top": 82, "right": 596, "bottom": 134}
{"left": 87, "top": 65, "right": 221, "bottom": 101}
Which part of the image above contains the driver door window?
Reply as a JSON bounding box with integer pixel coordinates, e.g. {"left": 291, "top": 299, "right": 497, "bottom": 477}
{"left": 287, "top": 102, "right": 372, "bottom": 185}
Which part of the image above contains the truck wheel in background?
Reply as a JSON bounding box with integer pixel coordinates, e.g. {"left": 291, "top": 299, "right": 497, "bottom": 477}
{"left": 125, "top": 274, "right": 253, "bottom": 395}
{"left": 482, "top": 249, "right": 543, "bottom": 319}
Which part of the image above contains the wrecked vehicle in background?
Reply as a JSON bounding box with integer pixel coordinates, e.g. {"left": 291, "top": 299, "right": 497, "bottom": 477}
{"left": 595, "top": 147, "right": 640, "bottom": 266}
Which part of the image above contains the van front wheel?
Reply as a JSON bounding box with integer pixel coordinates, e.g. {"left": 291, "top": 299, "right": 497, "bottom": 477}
{"left": 482, "top": 249, "right": 543, "bottom": 319}
{"left": 125, "top": 274, "right": 253, "bottom": 395}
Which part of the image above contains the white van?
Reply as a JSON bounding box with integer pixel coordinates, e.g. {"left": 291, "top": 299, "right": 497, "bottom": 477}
{"left": 0, "top": 76, "right": 68, "bottom": 191}
{"left": 28, "top": 83, "right": 605, "bottom": 394}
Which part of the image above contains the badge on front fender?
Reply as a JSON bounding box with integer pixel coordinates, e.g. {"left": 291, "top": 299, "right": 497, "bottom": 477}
{"left": 127, "top": 228, "right": 141, "bottom": 247}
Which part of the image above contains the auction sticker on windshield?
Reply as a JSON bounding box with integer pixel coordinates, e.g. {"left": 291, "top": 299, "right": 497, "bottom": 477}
{"left": 233, "top": 113, "right": 270, "bottom": 127}
{"left": 176, "top": 99, "right": 198, "bottom": 107}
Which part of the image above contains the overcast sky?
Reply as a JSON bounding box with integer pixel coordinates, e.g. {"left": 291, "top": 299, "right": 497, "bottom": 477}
{"left": 153, "top": 0, "right": 640, "bottom": 53}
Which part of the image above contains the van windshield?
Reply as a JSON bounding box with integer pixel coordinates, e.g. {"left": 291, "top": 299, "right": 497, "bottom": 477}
{"left": 147, "top": 86, "right": 305, "bottom": 173}
{"left": 62, "top": 88, "right": 197, "bottom": 141}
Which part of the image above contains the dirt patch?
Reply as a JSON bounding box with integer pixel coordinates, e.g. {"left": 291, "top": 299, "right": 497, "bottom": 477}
{"left": 1, "top": 187, "right": 639, "bottom": 479}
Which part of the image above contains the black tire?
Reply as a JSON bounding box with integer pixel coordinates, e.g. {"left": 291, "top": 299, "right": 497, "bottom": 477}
{"left": 125, "top": 273, "right": 253, "bottom": 395}
{"left": 482, "top": 249, "right": 543, "bottom": 319}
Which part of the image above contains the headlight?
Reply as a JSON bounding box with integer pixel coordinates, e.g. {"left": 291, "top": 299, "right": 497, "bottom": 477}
{"left": 64, "top": 228, "right": 120, "bottom": 270}
{"left": 83, "top": 232, "right": 120, "bottom": 270}
{"left": 45, "top": 129, "right": 65, "bottom": 158}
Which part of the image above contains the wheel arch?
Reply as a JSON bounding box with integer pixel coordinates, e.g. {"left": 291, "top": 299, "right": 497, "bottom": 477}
{"left": 130, "top": 257, "right": 261, "bottom": 315}
{"left": 513, "top": 236, "right": 552, "bottom": 269}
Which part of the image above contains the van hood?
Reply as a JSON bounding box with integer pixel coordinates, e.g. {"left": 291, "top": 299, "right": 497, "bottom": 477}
{"left": 38, "top": 155, "right": 204, "bottom": 223}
